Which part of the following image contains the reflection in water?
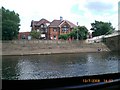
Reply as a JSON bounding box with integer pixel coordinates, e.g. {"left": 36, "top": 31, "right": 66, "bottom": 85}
{"left": 17, "top": 58, "right": 35, "bottom": 79}
{"left": 2, "top": 52, "right": 120, "bottom": 80}
{"left": 86, "top": 53, "right": 118, "bottom": 75}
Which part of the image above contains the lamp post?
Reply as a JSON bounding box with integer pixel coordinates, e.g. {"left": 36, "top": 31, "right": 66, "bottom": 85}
{"left": 77, "top": 22, "right": 79, "bottom": 41}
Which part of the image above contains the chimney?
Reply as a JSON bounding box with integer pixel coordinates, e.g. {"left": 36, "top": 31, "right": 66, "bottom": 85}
{"left": 60, "top": 16, "right": 63, "bottom": 21}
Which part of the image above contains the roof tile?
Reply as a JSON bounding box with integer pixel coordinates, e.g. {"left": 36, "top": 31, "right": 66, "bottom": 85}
{"left": 49, "top": 20, "right": 62, "bottom": 27}
{"left": 32, "top": 18, "right": 50, "bottom": 26}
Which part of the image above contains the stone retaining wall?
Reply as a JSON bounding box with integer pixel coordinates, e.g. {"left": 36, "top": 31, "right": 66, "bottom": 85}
{"left": 103, "top": 35, "right": 120, "bottom": 51}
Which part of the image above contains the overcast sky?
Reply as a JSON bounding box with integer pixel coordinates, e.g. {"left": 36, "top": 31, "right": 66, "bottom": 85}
{"left": 1, "top": 0, "right": 119, "bottom": 32}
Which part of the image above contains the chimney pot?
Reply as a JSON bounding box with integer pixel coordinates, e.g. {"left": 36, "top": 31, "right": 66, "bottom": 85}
{"left": 60, "top": 16, "right": 63, "bottom": 21}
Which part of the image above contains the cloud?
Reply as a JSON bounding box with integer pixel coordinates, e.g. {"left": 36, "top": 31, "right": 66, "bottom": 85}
{"left": 70, "top": 0, "right": 118, "bottom": 30}
{"left": 1, "top": 0, "right": 119, "bottom": 32}
{"left": 1, "top": 0, "right": 77, "bottom": 32}
{"left": 71, "top": 4, "right": 85, "bottom": 16}
{"left": 85, "top": 1, "right": 113, "bottom": 14}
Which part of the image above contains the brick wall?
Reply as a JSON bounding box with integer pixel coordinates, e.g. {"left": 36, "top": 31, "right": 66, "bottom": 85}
{"left": 48, "top": 27, "right": 60, "bottom": 40}
{"left": 18, "top": 32, "right": 30, "bottom": 40}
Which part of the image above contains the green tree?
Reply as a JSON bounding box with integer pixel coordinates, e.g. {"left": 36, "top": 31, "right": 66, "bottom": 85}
{"left": 30, "top": 30, "right": 41, "bottom": 39}
{"left": 78, "top": 26, "right": 88, "bottom": 40}
{"left": 91, "top": 20, "right": 115, "bottom": 37}
{"left": 59, "top": 26, "right": 88, "bottom": 40}
{"left": 59, "top": 34, "right": 69, "bottom": 40}
{"left": 69, "top": 26, "right": 88, "bottom": 40}
{"left": 2, "top": 7, "right": 20, "bottom": 40}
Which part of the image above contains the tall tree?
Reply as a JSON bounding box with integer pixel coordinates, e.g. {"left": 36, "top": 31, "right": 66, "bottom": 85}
{"left": 78, "top": 26, "right": 88, "bottom": 40}
{"left": 69, "top": 26, "right": 88, "bottom": 40}
{"left": 59, "top": 26, "right": 88, "bottom": 40}
{"left": 30, "top": 30, "right": 41, "bottom": 39}
{"left": 91, "top": 20, "right": 115, "bottom": 37}
{"left": 2, "top": 7, "right": 20, "bottom": 40}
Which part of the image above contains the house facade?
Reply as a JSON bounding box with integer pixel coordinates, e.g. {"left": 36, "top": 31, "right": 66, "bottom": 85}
{"left": 30, "top": 17, "right": 76, "bottom": 40}
{"left": 30, "top": 18, "right": 50, "bottom": 39}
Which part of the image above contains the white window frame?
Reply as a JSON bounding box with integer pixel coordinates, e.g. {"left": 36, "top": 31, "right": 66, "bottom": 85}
{"left": 53, "top": 28, "right": 57, "bottom": 32}
{"left": 53, "top": 35, "right": 56, "bottom": 40}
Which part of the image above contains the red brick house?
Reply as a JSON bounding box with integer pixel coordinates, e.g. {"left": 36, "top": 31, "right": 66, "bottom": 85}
{"left": 30, "top": 18, "right": 50, "bottom": 39}
{"left": 48, "top": 19, "right": 76, "bottom": 40}
{"left": 30, "top": 17, "right": 76, "bottom": 40}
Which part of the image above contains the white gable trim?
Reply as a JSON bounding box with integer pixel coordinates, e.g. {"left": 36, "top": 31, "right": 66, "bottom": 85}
{"left": 59, "top": 20, "right": 72, "bottom": 28}
{"left": 58, "top": 20, "right": 65, "bottom": 27}
{"left": 65, "top": 21, "right": 72, "bottom": 28}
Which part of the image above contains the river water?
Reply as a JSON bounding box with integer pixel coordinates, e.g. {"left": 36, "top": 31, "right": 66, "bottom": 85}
{"left": 2, "top": 52, "right": 120, "bottom": 80}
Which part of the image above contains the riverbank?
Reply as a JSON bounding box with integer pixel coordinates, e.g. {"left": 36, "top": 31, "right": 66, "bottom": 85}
{"left": 2, "top": 48, "right": 110, "bottom": 56}
{"left": 2, "top": 40, "right": 110, "bottom": 56}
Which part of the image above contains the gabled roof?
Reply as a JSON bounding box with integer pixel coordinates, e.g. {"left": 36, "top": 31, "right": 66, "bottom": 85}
{"left": 31, "top": 18, "right": 76, "bottom": 28}
{"left": 65, "top": 20, "right": 77, "bottom": 28}
{"left": 49, "top": 19, "right": 76, "bottom": 28}
{"left": 37, "top": 18, "right": 50, "bottom": 25}
{"left": 59, "top": 20, "right": 76, "bottom": 28}
{"left": 49, "top": 20, "right": 62, "bottom": 27}
{"left": 31, "top": 18, "right": 50, "bottom": 26}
